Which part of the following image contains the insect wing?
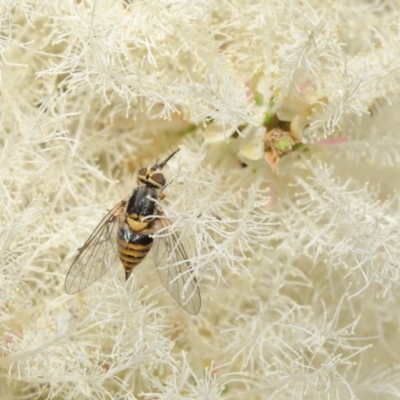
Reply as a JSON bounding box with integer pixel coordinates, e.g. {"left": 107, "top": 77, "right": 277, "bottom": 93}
{"left": 65, "top": 201, "right": 125, "bottom": 294}
{"left": 153, "top": 217, "right": 201, "bottom": 314}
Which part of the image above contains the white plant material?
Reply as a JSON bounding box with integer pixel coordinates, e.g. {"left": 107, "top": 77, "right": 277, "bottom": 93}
{"left": 1, "top": 0, "right": 400, "bottom": 399}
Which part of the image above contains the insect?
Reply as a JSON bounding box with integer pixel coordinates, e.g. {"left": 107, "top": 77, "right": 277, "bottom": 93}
{"left": 65, "top": 148, "right": 201, "bottom": 314}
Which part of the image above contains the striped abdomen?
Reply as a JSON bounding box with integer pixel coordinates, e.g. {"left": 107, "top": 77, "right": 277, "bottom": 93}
{"left": 117, "top": 227, "right": 153, "bottom": 280}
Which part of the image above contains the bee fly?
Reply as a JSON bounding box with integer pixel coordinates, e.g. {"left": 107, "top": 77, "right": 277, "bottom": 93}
{"left": 65, "top": 148, "right": 201, "bottom": 314}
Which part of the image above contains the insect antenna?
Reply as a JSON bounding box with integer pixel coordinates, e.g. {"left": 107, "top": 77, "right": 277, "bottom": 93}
{"left": 151, "top": 148, "right": 180, "bottom": 171}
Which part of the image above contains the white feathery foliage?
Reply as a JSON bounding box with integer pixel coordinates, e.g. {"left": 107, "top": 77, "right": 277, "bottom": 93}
{"left": 1, "top": 0, "right": 400, "bottom": 399}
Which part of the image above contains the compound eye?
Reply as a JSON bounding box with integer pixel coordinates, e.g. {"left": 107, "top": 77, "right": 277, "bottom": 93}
{"left": 137, "top": 168, "right": 147, "bottom": 178}
{"left": 150, "top": 173, "right": 166, "bottom": 187}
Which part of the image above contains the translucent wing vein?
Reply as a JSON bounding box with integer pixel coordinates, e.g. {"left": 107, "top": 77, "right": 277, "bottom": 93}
{"left": 65, "top": 201, "right": 125, "bottom": 294}
{"left": 153, "top": 218, "right": 201, "bottom": 315}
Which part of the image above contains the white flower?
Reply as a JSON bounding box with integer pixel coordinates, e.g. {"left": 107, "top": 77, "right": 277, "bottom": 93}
{"left": 2, "top": 1, "right": 400, "bottom": 399}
